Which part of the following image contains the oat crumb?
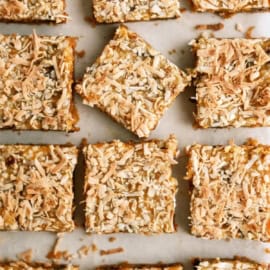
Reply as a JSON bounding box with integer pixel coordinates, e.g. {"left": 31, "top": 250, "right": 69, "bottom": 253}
{"left": 91, "top": 244, "right": 98, "bottom": 252}
{"left": 76, "top": 50, "right": 86, "bottom": 58}
{"left": 77, "top": 245, "right": 91, "bottom": 258}
{"left": 265, "top": 248, "right": 270, "bottom": 253}
{"left": 245, "top": 26, "right": 255, "bottom": 38}
{"left": 195, "top": 23, "right": 224, "bottom": 31}
{"left": 235, "top": 23, "right": 243, "bottom": 32}
{"left": 17, "top": 249, "right": 33, "bottom": 262}
{"left": 100, "top": 247, "right": 124, "bottom": 256}
{"left": 108, "top": 237, "right": 116, "bottom": 243}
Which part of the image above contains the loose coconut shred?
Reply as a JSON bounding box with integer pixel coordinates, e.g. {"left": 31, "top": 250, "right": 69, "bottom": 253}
{"left": 186, "top": 139, "right": 270, "bottom": 241}
{"left": 191, "top": 0, "right": 270, "bottom": 13}
{"left": 0, "top": 32, "right": 78, "bottom": 131}
{"left": 83, "top": 135, "right": 179, "bottom": 234}
{"left": 76, "top": 26, "right": 190, "bottom": 138}
{"left": 93, "top": 0, "right": 181, "bottom": 23}
{"left": 0, "top": 0, "right": 68, "bottom": 23}
{"left": 192, "top": 37, "right": 270, "bottom": 128}
{"left": 0, "top": 145, "right": 78, "bottom": 232}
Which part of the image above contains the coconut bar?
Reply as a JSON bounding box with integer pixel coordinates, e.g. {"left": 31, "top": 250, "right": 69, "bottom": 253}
{"left": 96, "top": 263, "right": 183, "bottom": 270}
{"left": 0, "top": 0, "right": 68, "bottom": 23}
{"left": 93, "top": 0, "right": 181, "bottom": 23}
{"left": 0, "top": 262, "right": 78, "bottom": 270}
{"left": 0, "top": 32, "right": 78, "bottom": 131}
{"left": 192, "top": 37, "right": 270, "bottom": 128}
{"left": 185, "top": 139, "right": 270, "bottom": 241}
{"left": 83, "top": 135, "right": 178, "bottom": 234}
{"left": 193, "top": 258, "right": 268, "bottom": 270}
{"left": 0, "top": 144, "right": 78, "bottom": 232}
{"left": 191, "top": 0, "right": 270, "bottom": 14}
{"left": 76, "top": 25, "right": 190, "bottom": 138}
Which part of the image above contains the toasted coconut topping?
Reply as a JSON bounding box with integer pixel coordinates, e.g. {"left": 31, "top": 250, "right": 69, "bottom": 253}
{"left": 0, "top": 0, "right": 68, "bottom": 23}
{"left": 192, "top": 37, "right": 270, "bottom": 128}
{"left": 93, "top": 0, "right": 180, "bottom": 23}
{"left": 0, "top": 261, "right": 78, "bottom": 270}
{"left": 0, "top": 145, "right": 78, "bottom": 232}
{"left": 83, "top": 135, "right": 179, "bottom": 234}
{"left": 76, "top": 25, "right": 190, "bottom": 138}
{"left": 0, "top": 33, "right": 78, "bottom": 131}
{"left": 194, "top": 258, "right": 268, "bottom": 269}
{"left": 96, "top": 263, "right": 183, "bottom": 270}
{"left": 185, "top": 139, "right": 270, "bottom": 241}
{"left": 192, "top": 0, "right": 270, "bottom": 13}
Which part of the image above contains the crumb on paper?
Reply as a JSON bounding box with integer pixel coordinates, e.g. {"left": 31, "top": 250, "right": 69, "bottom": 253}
{"left": 75, "top": 50, "right": 86, "bottom": 58}
{"left": 91, "top": 244, "right": 98, "bottom": 252}
{"left": 17, "top": 249, "right": 33, "bottom": 262}
{"left": 100, "top": 247, "right": 124, "bottom": 256}
{"left": 84, "top": 16, "right": 96, "bottom": 28}
{"left": 265, "top": 248, "right": 270, "bottom": 253}
{"left": 235, "top": 23, "right": 243, "bottom": 32}
{"left": 245, "top": 26, "right": 255, "bottom": 38}
{"left": 180, "top": 7, "right": 187, "bottom": 13}
{"left": 195, "top": 23, "right": 224, "bottom": 31}
{"left": 77, "top": 245, "right": 91, "bottom": 258}
{"left": 168, "top": 49, "right": 177, "bottom": 55}
{"left": 108, "top": 237, "right": 116, "bottom": 243}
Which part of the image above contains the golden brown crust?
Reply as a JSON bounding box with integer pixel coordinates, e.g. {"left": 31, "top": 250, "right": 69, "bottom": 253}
{"left": 0, "top": 0, "right": 68, "bottom": 23}
{"left": 83, "top": 135, "right": 179, "bottom": 234}
{"left": 185, "top": 139, "right": 270, "bottom": 241}
{"left": 0, "top": 33, "right": 79, "bottom": 132}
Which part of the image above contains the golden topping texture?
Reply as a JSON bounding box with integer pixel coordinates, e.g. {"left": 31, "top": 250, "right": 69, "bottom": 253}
{"left": 194, "top": 258, "right": 268, "bottom": 270}
{"left": 0, "top": 33, "right": 78, "bottom": 131}
{"left": 192, "top": 37, "right": 270, "bottom": 128}
{"left": 186, "top": 139, "right": 270, "bottom": 241}
{"left": 192, "top": 0, "right": 270, "bottom": 13}
{"left": 0, "top": 145, "right": 78, "bottom": 232}
{"left": 76, "top": 25, "right": 190, "bottom": 138}
{"left": 93, "top": 0, "right": 180, "bottom": 23}
{"left": 83, "top": 135, "right": 178, "bottom": 234}
{"left": 0, "top": 0, "right": 68, "bottom": 23}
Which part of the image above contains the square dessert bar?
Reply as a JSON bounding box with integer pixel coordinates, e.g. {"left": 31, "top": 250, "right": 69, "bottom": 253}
{"left": 0, "top": 262, "right": 78, "bottom": 270}
{"left": 93, "top": 0, "right": 181, "bottom": 23}
{"left": 0, "top": 0, "right": 68, "bottom": 23}
{"left": 83, "top": 135, "right": 179, "bottom": 234}
{"left": 185, "top": 139, "right": 270, "bottom": 241}
{"left": 192, "top": 37, "right": 270, "bottom": 128}
{"left": 191, "top": 0, "right": 270, "bottom": 14}
{"left": 76, "top": 25, "right": 190, "bottom": 138}
{"left": 193, "top": 258, "right": 268, "bottom": 270}
{"left": 96, "top": 263, "right": 183, "bottom": 270}
{"left": 0, "top": 145, "right": 78, "bottom": 232}
{"left": 0, "top": 33, "right": 78, "bottom": 131}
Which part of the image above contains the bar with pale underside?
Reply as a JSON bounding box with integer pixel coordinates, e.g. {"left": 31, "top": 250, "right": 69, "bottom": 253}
{"left": 0, "top": 32, "right": 78, "bottom": 131}
{"left": 0, "top": 0, "right": 68, "bottom": 23}
{"left": 194, "top": 258, "right": 268, "bottom": 270}
{"left": 76, "top": 25, "right": 190, "bottom": 138}
{"left": 0, "top": 262, "right": 78, "bottom": 270}
{"left": 192, "top": 37, "right": 270, "bottom": 128}
{"left": 83, "top": 135, "right": 179, "bottom": 234}
{"left": 0, "top": 145, "right": 78, "bottom": 232}
{"left": 93, "top": 0, "right": 181, "bottom": 23}
{"left": 96, "top": 263, "right": 183, "bottom": 270}
{"left": 191, "top": 0, "right": 270, "bottom": 14}
{"left": 185, "top": 139, "right": 270, "bottom": 242}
